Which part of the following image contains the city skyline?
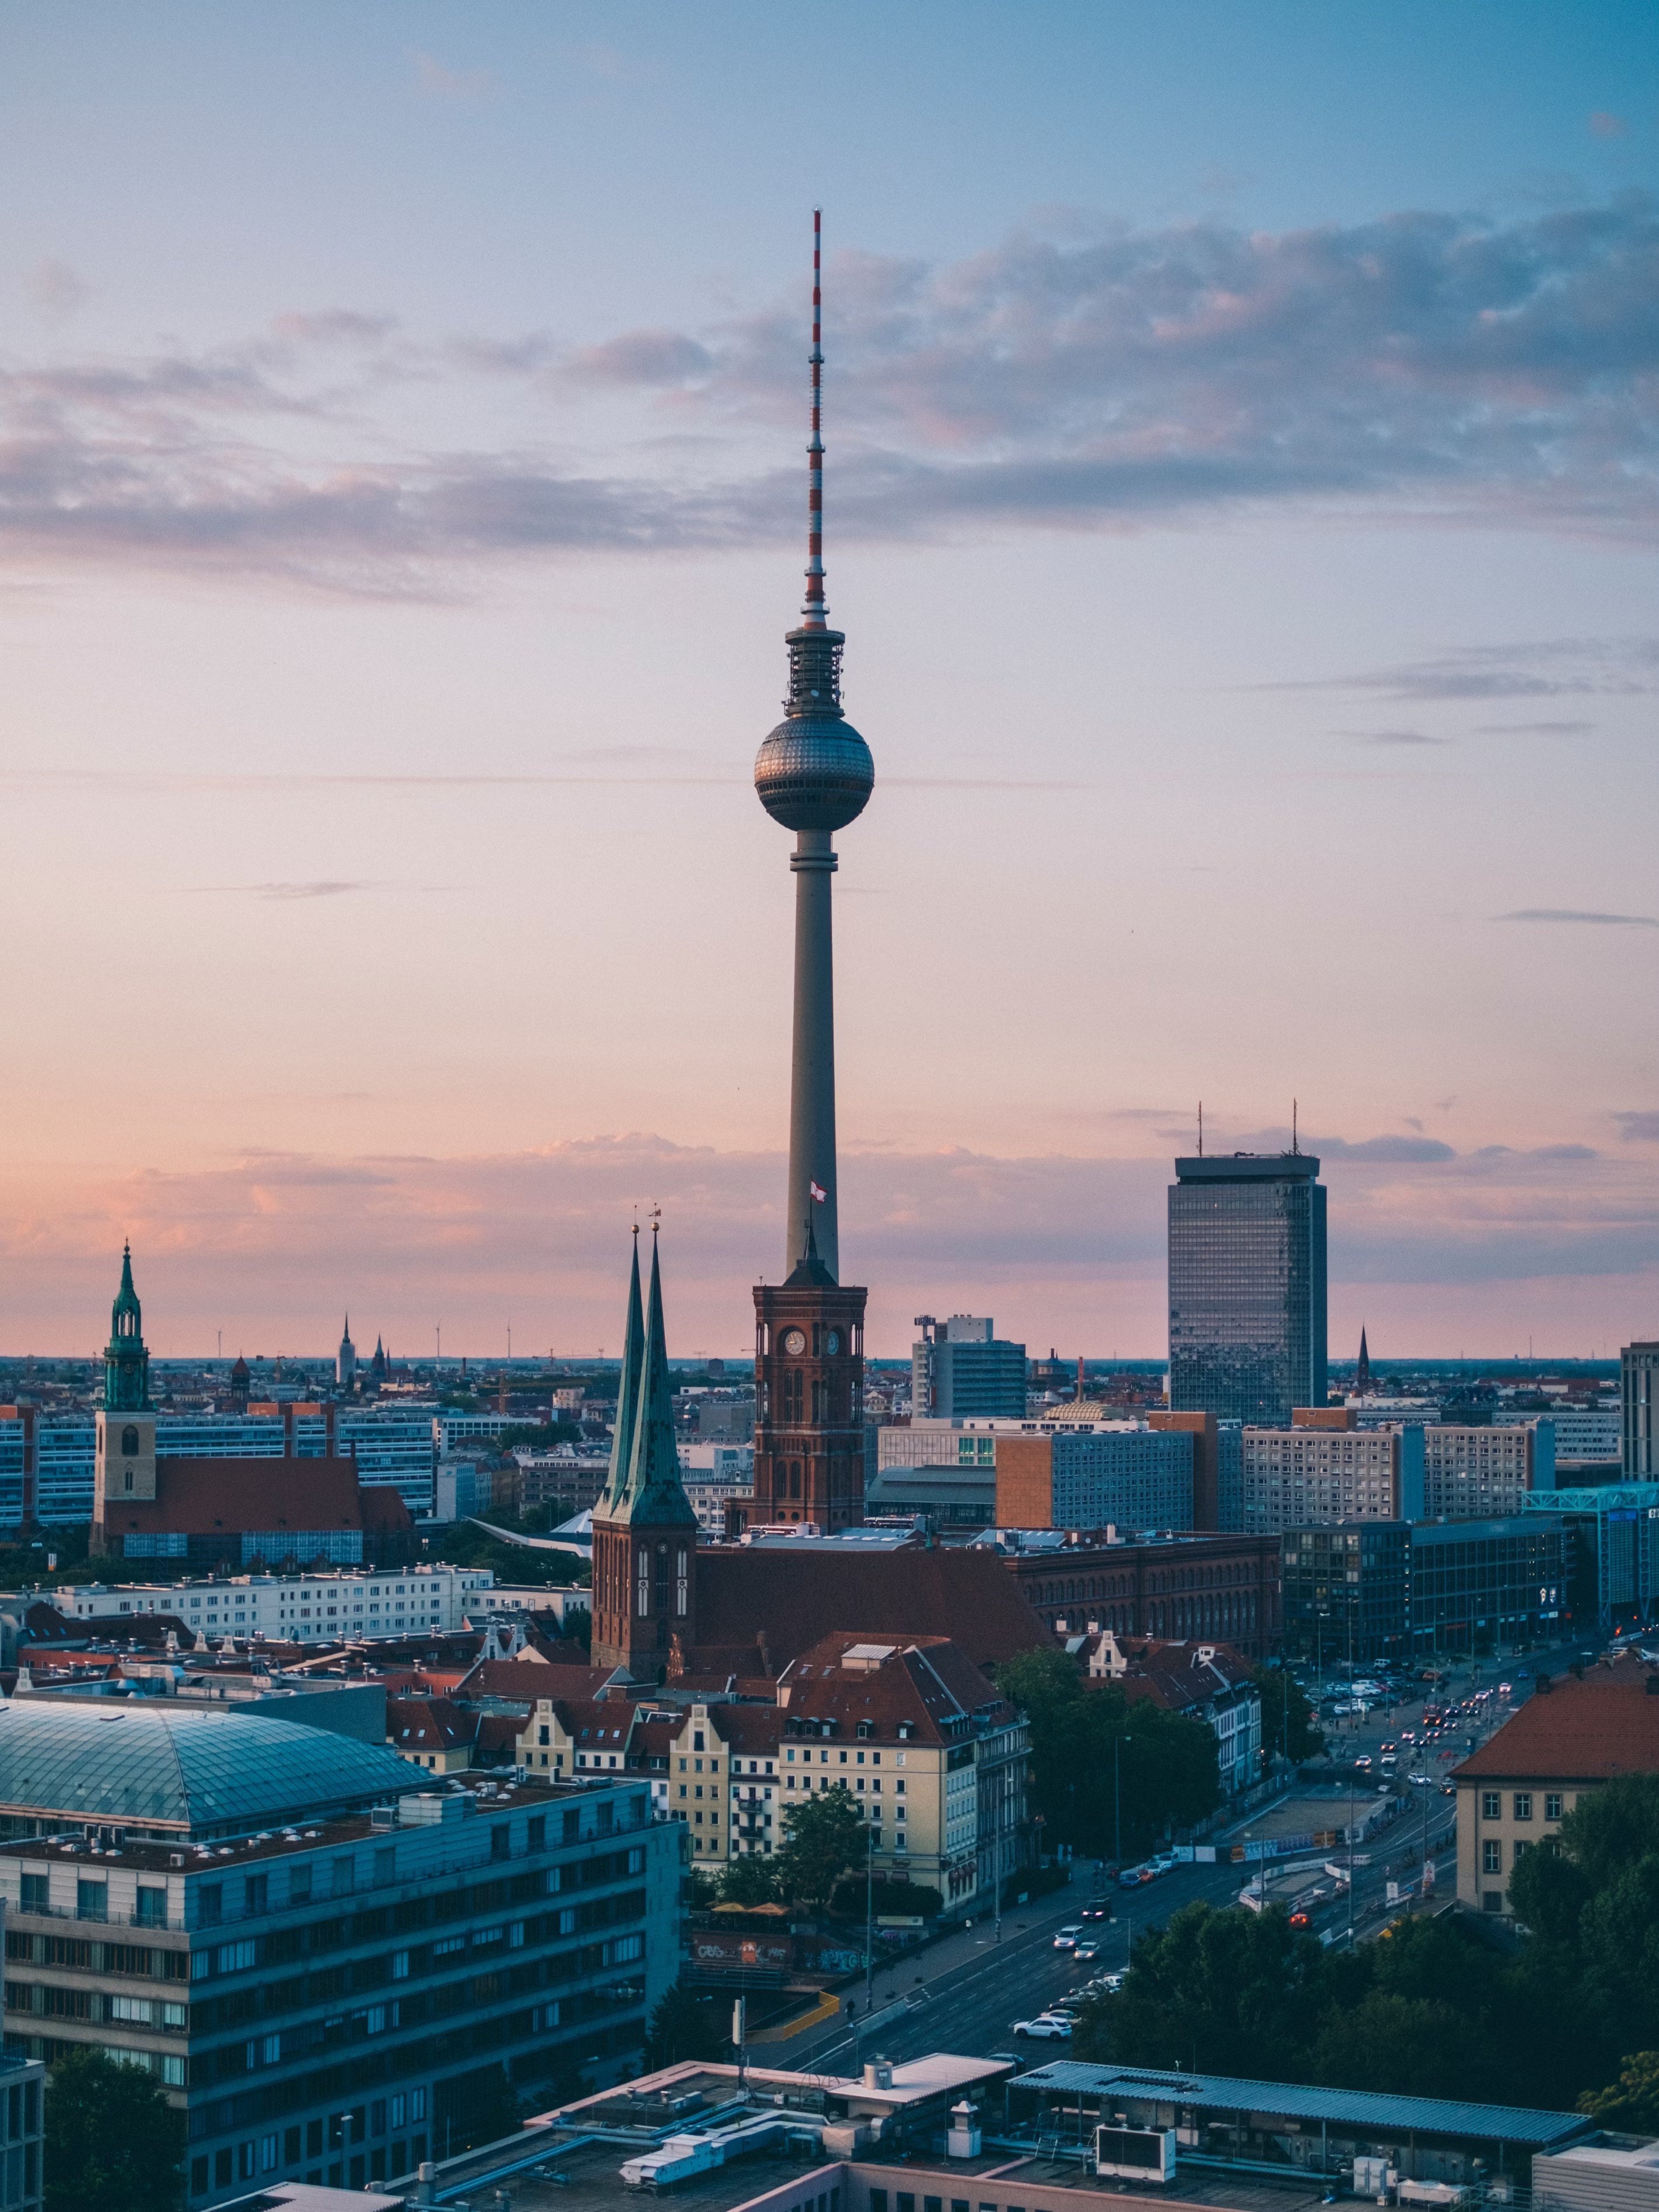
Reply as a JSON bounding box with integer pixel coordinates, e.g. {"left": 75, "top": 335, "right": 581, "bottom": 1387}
{"left": 1, "top": 5, "right": 1655, "bottom": 1358}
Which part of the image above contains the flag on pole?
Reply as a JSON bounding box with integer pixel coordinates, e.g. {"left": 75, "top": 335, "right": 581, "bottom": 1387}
{"left": 810, "top": 1180, "right": 827, "bottom": 1202}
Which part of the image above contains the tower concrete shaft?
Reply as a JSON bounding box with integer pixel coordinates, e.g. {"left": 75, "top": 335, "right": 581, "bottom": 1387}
{"left": 787, "top": 828, "right": 839, "bottom": 1281}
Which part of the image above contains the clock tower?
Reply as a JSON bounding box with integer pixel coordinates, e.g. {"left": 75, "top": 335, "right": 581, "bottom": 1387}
{"left": 749, "top": 213, "right": 872, "bottom": 1532}
{"left": 92, "top": 1242, "right": 156, "bottom": 1553}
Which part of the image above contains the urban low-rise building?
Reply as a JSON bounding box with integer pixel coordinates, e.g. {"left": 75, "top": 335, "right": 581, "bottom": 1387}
{"left": 0, "top": 1701, "right": 679, "bottom": 2208}
{"left": 1073, "top": 1632, "right": 1261, "bottom": 1793}
{"left": 1454, "top": 1653, "right": 1659, "bottom": 1916}
{"left": 983, "top": 1528, "right": 1283, "bottom": 1658}
{"left": 35, "top": 1567, "right": 495, "bottom": 1643}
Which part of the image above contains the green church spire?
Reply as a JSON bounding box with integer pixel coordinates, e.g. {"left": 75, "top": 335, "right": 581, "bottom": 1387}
{"left": 614, "top": 1228, "right": 696, "bottom": 1530}
{"left": 600, "top": 1228, "right": 646, "bottom": 1516}
{"left": 104, "top": 1242, "right": 151, "bottom": 1412}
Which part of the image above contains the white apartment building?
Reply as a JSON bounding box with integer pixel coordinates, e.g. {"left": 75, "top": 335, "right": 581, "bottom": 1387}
{"left": 1420, "top": 1422, "right": 1555, "bottom": 1518}
{"left": 1240, "top": 1422, "right": 1425, "bottom": 1532}
{"left": 44, "top": 1564, "right": 495, "bottom": 1642}
{"left": 1546, "top": 1403, "right": 1620, "bottom": 1466}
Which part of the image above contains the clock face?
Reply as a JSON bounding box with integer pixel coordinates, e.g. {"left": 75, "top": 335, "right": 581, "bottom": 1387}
{"left": 825, "top": 1329, "right": 841, "bottom": 1356}
{"left": 782, "top": 1327, "right": 807, "bottom": 1356}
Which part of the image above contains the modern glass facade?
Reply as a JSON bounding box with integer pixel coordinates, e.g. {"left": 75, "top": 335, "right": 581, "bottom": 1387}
{"left": 1169, "top": 1154, "right": 1327, "bottom": 1426}
{"left": 1281, "top": 1514, "right": 1582, "bottom": 1661}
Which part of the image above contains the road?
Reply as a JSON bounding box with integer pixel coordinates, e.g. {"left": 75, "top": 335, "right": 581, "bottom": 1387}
{"left": 775, "top": 1635, "right": 1606, "bottom": 2068}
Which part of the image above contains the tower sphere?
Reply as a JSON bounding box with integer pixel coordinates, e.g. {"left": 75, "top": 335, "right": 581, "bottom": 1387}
{"left": 753, "top": 710, "right": 874, "bottom": 834}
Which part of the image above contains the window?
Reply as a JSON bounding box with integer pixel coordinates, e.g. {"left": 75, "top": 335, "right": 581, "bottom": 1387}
{"left": 19, "top": 1873, "right": 47, "bottom": 1912}
{"left": 136, "top": 1886, "right": 168, "bottom": 1928}
{"left": 1546, "top": 1793, "right": 1563, "bottom": 1821}
{"left": 1513, "top": 1793, "right": 1533, "bottom": 1822}
{"left": 1483, "top": 1840, "right": 1502, "bottom": 1874}
{"left": 288, "top": 1865, "right": 312, "bottom": 1905}
{"left": 76, "top": 1881, "right": 108, "bottom": 1923}
{"left": 1483, "top": 1890, "right": 1503, "bottom": 1913}
{"left": 1481, "top": 1791, "right": 1501, "bottom": 1821}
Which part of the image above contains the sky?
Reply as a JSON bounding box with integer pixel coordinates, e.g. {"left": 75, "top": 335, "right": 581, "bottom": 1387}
{"left": 1, "top": 2, "right": 1656, "bottom": 1363}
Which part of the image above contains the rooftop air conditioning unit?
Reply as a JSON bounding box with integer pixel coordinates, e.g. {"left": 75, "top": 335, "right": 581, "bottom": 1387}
{"left": 1094, "top": 2125, "right": 1176, "bottom": 2184}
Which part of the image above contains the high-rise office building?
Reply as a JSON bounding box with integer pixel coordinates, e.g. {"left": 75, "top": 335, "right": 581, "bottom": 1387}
{"left": 1624, "top": 1342, "right": 1659, "bottom": 1478}
{"left": 911, "top": 1315, "right": 1027, "bottom": 1420}
{"left": 751, "top": 212, "right": 875, "bottom": 1532}
{"left": 1168, "top": 1151, "right": 1328, "bottom": 1426}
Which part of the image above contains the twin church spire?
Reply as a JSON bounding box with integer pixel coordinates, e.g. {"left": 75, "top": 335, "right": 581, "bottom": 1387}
{"left": 590, "top": 1227, "right": 698, "bottom": 1677}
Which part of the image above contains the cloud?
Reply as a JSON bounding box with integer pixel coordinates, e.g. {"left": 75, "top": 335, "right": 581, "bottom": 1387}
{"left": 566, "top": 330, "right": 715, "bottom": 388}
{"left": 5, "top": 1130, "right": 1653, "bottom": 1354}
{"left": 1284, "top": 638, "right": 1659, "bottom": 702}
{"left": 1474, "top": 719, "right": 1596, "bottom": 735}
{"left": 23, "top": 259, "right": 90, "bottom": 321}
{"left": 1615, "top": 1110, "right": 1659, "bottom": 1143}
{"left": 1589, "top": 112, "right": 1630, "bottom": 137}
{"left": 256, "top": 880, "right": 371, "bottom": 902}
{"left": 1314, "top": 1135, "right": 1458, "bottom": 1164}
{"left": 409, "top": 50, "right": 495, "bottom": 103}
{"left": 4, "top": 196, "right": 1659, "bottom": 588}
{"left": 1498, "top": 907, "right": 1659, "bottom": 928}
{"left": 1336, "top": 728, "right": 1451, "bottom": 746}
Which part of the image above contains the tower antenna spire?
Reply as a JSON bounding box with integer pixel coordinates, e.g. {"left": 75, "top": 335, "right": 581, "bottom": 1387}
{"left": 804, "top": 206, "right": 826, "bottom": 629}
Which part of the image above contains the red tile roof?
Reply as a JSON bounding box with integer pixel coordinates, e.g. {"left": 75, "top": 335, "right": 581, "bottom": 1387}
{"left": 777, "top": 1630, "right": 1015, "bottom": 1745}
{"left": 691, "top": 1547, "right": 1049, "bottom": 1673}
{"left": 1455, "top": 1657, "right": 1659, "bottom": 1783}
{"left": 108, "top": 1457, "right": 366, "bottom": 1537}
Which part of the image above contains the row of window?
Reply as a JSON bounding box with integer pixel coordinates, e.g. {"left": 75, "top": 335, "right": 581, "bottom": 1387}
{"left": 1479, "top": 1790, "right": 1564, "bottom": 1822}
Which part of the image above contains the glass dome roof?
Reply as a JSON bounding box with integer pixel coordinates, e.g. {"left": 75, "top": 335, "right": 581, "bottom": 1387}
{"left": 0, "top": 1700, "right": 415, "bottom": 1838}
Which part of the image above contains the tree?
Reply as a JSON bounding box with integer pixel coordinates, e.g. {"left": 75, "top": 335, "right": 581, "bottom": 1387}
{"left": 829, "top": 1876, "right": 942, "bottom": 1921}
{"left": 1311, "top": 1992, "right": 1488, "bottom": 2100}
{"left": 1079, "top": 1900, "right": 1338, "bottom": 2080}
{"left": 997, "top": 1649, "right": 1221, "bottom": 1857}
{"left": 447, "top": 2063, "right": 524, "bottom": 2152}
{"left": 1252, "top": 1666, "right": 1324, "bottom": 1764}
{"left": 720, "top": 1855, "right": 781, "bottom": 1907}
{"left": 1579, "top": 2050, "right": 1659, "bottom": 2132}
{"left": 45, "top": 2048, "right": 184, "bottom": 2212}
{"left": 644, "top": 1976, "right": 731, "bottom": 2068}
{"left": 774, "top": 1786, "right": 868, "bottom": 1905}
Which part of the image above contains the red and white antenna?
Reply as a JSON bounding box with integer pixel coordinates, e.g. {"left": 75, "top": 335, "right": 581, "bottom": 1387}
{"left": 804, "top": 207, "right": 827, "bottom": 629}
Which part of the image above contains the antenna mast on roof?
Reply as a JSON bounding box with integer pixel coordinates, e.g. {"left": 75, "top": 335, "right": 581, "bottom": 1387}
{"left": 1292, "top": 1099, "right": 1299, "bottom": 1156}
{"left": 1197, "top": 1102, "right": 1203, "bottom": 1158}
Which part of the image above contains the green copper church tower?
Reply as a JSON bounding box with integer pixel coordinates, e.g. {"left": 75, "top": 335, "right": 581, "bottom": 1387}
{"left": 104, "top": 1242, "right": 151, "bottom": 1412}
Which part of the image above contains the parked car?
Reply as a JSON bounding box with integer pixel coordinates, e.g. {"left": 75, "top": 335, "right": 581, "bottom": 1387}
{"left": 1151, "top": 1853, "right": 1178, "bottom": 1875}
{"left": 1054, "top": 1925, "right": 1083, "bottom": 1949}
{"left": 1120, "top": 1866, "right": 1149, "bottom": 1888}
{"left": 1014, "top": 2014, "right": 1073, "bottom": 2039}
{"left": 1097, "top": 1970, "right": 1126, "bottom": 1993}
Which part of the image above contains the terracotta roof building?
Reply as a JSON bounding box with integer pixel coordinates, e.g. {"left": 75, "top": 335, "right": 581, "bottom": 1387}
{"left": 686, "top": 1545, "right": 1050, "bottom": 1676}
{"left": 1072, "top": 1630, "right": 1262, "bottom": 1794}
{"left": 1454, "top": 1653, "right": 1659, "bottom": 1916}
{"left": 91, "top": 1454, "right": 415, "bottom": 1572}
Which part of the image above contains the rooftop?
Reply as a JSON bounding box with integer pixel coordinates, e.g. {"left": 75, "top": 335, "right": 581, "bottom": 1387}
{"left": 0, "top": 1774, "right": 593, "bottom": 1871}
{"left": 0, "top": 1697, "right": 416, "bottom": 1836}
{"left": 1011, "top": 2060, "right": 1590, "bottom": 2151}
{"left": 1455, "top": 1653, "right": 1659, "bottom": 1782}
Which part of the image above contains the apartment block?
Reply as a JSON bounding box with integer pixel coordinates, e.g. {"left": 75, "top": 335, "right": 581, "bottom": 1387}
{"left": 1420, "top": 1422, "right": 1555, "bottom": 1518}
{"left": 1240, "top": 1418, "right": 1424, "bottom": 1533}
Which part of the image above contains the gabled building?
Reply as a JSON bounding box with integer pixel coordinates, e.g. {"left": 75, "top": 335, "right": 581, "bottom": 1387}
{"left": 1072, "top": 1630, "right": 1261, "bottom": 1794}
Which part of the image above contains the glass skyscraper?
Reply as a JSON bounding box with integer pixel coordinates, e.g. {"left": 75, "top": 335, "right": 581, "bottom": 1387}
{"left": 1168, "top": 1153, "right": 1328, "bottom": 1426}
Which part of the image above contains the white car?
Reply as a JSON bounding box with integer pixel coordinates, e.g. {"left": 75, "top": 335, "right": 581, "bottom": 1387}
{"left": 1014, "top": 2014, "right": 1074, "bottom": 2039}
{"left": 1053, "top": 1925, "right": 1083, "bottom": 1949}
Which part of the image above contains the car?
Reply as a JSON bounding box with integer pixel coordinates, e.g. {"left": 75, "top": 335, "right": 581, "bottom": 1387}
{"left": 1014, "top": 2014, "right": 1073, "bottom": 2039}
{"left": 1289, "top": 1912, "right": 1310, "bottom": 1928}
{"left": 1498, "top": 1681, "right": 1513, "bottom": 1695}
{"left": 1151, "top": 1853, "right": 1178, "bottom": 1876}
{"left": 1054, "top": 1925, "right": 1083, "bottom": 1949}
{"left": 1097, "top": 1971, "right": 1126, "bottom": 1994}
{"left": 1080, "top": 1900, "right": 1113, "bottom": 1921}
{"left": 1380, "top": 1741, "right": 1397, "bottom": 1754}
{"left": 1073, "top": 1938, "right": 1102, "bottom": 1960}
{"left": 1120, "top": 1866, "right": 1149, "bottom": 1888}
{"left": 1353, "top": 1756, "right": 1372, "bottom": 1770}
{"left": 1407, "top": 1771, "right": 1431, "bottom": 1786}
{"left": 1516, "top": 1669, "right": 1530, "bottom": 1680}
